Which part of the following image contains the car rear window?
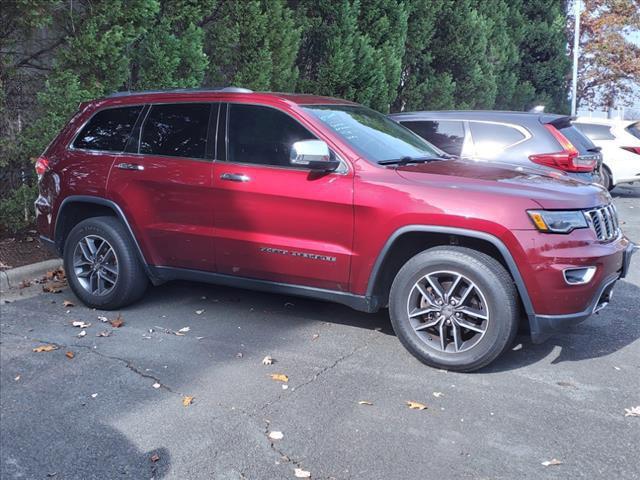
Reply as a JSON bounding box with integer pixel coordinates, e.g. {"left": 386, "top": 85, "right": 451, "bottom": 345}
{"left": 400, "top": 120, "right": 465, "bottom": 156}
{"left": 627, "top": 122, "right": 640, "bottom": 140}
{"left": 140, "top": 103, "right": 211, "bottom": 159}
{"left": 557, "top": 125, "right": 596, "bottom": 154}
{"left": 573, "top": 123, "right": 615, "bottom": 141}
{"left": 73, "top": 106, "right": 143, "bottom": 152}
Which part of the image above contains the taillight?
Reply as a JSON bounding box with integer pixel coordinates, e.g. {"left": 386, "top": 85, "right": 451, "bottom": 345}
{"left": 529, "top": 125, "right": 594, "bottom": 172}
{"left": 621, "top": 146, "right": 640, "bottom": 155}
{"left": 35, "top": 156, "right": 50, "bottom": 176}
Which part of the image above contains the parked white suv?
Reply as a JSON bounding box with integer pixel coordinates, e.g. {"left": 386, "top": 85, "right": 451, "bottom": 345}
{"left": 573, "top": 118, "right": 640, "bottom": 190}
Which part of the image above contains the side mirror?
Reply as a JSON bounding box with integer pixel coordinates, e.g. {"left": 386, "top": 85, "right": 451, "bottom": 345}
{"left": 290, "top": 140, "right": 340, "bottom": 171}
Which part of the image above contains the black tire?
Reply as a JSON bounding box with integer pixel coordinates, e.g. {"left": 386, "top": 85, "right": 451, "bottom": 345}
{"left": 63, "top": 216, "right": 148, "bottom": 310}
{"left": 389, "top": 246, "right": 519, "bottom": 372}
{"left": 601, "top": 166, "right": 614, "bottom": 191}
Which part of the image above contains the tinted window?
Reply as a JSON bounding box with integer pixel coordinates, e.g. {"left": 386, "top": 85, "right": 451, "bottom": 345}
{"left": 140, "top": 103, "right": 211, "bottom": 159}
{"left": 73, "top": 106, "right": 143, "bottom": 152}
{"left": 401, "top": 120, "right": 465, "bottom": 156}
{"left": 303, "top": 105, "right": 441, "bottom": 163}
{"left": 626, "top": 122, "right": 640, "bottom": 140}
{"left": 469, "top": 121, "right": 526, "bottom": 158}
{"left": 228, "top": 104, "right": 315, "bottom": 166}
{"left": 558, "top": 125, "right": 596, "bottom": 154}
{"left": 573, "top": 123, "right": 615, "bottom": 141}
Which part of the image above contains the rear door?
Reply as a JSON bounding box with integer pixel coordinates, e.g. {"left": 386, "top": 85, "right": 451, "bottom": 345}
{"left": 107, "top": 102, "right": 217, "bottom": 271}
{"left": 213, "top": 103, "right": 354, "bottom": 291}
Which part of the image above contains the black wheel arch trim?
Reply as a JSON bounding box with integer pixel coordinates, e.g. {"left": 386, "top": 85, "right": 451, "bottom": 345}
{"left": 365, "top": 225, "right": 536, "bottom": 318}
{"left": 54, "top": 195, "right": 160, "bottom": 283}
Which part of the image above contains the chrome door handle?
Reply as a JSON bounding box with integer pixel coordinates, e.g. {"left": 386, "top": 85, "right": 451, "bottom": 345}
{"left": 220, "top": 173, "right": 250, "bottom": 182}
{"left": 116, "top": 162, "right": 145, "bottom": 171}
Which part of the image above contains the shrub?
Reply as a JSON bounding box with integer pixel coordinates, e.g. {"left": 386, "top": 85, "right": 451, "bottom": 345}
{"left": 0, "top": 184, "right": 37, "bottom": 235}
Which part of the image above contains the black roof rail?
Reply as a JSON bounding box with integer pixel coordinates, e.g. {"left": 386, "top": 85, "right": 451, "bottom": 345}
{"left": 106, "top": 86, "right": 253, "bottom": 98}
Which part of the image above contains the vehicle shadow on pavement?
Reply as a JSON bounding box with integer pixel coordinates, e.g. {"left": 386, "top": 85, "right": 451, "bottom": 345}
{"left": 484, "top": 278, "right": 640, "bottom": 373}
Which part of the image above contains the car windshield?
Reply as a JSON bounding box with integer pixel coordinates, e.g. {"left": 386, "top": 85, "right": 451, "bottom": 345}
{"left": 302, "top": 104, "right": 443, "bottom": 163}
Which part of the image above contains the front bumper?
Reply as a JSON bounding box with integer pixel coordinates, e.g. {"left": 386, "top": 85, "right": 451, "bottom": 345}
{"left": 529, "top": 242, "right": 637, "bottom": 343}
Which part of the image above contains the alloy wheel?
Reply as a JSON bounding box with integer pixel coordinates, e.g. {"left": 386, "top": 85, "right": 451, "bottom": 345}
{"left": 72, "top": 235, "right": 119, "bottom": 296}
{"left": 406, "top": 270, "right": 489, "bottom": 353}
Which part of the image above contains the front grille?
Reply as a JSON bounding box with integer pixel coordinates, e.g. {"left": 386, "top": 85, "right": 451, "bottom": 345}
{"left": 585, "top": 204, "right": 619, "bottom": 241}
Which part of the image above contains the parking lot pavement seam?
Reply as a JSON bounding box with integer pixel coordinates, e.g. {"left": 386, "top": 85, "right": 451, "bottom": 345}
{"left": 2, "top": 331, "right": 182, "bottom": 397}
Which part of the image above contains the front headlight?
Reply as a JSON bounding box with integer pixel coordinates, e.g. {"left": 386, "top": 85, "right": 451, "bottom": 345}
{"left": 527, "top": 210, "right": 588, "bottom": 233}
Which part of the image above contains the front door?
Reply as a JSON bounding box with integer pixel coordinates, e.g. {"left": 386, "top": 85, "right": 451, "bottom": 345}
{"left": 213, "top": 103, "right": 354, "bottom": 291}
{"left": 107, "top": 102, "right": 216, "bottom": 271}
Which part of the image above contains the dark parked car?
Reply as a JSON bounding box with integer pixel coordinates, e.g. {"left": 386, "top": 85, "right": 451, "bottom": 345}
{"left": 36, "top": 88, "right": 635, "bottom": 371}
{"left": 388, "top": 110, "right": 603, "bottom": 183}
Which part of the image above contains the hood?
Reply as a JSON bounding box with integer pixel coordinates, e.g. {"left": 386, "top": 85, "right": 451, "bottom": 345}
{"left": 394, "top": 159, "right": 610, "bottom": 210}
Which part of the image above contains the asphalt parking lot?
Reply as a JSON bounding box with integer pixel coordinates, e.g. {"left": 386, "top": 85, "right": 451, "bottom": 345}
{"left": 1, "top": 185, "right": 639, "bottom": 480}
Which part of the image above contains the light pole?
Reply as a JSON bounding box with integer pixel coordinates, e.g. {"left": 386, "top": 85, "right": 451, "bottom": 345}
{"left": 571, "top": 0, "right": 581, "bottom": 116}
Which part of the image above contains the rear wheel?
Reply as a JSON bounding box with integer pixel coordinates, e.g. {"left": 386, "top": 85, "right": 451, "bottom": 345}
{"left": 601, "top": 166, "right": 613, "bottom": 191}
{"left": 63, "top": 216, "right": 148, "bottom": 310}
{"left": 389, "top": 246, "right": 519, "bottom": 372}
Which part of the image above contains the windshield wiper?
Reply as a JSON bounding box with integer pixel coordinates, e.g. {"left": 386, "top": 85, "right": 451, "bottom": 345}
{"left": 378, "top": 156, "right": 446, "bottom": 166}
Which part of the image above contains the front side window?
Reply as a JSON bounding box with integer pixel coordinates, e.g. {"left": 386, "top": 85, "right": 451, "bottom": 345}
{"left": 73, "top": 106, "right": 143, "bottom": 152}
{"left": 140, "top": 103, "right": 211, "bottom": 159}
{"left": 227, "top": 104, "right": 316, "bottom": 166}
{"left": 401, "top": 120, "right": 465, "bottom": 156}
{"left": 303, "top": 105, "right": 441, "bottom": 163}
{"left": 469, "top": 121, "right": 526, "bottom": 157}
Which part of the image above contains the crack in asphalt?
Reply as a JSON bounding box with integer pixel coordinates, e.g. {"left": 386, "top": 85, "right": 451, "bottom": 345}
{"left": 2, "top": 331, "right": 181, "bottom": 396}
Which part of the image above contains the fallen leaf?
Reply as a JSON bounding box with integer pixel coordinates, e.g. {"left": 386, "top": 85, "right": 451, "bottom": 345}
{"left": 71, "top": 321, "right": 91, "bottom": 328}
{"left": 65, "top": 351, "right": 74, "bottom": 359}
{"left": 406, "top": 401, "right": 427, "bottom": 410}
{"left": 19, "top": 280, "right": 31, "bottom": 288}
{"left": 42, "top": 282, "right": 65, "bottom": 293}
{"left": 96, "top": 330, "right": 111, "bottom": 337}
{"left": 182, "top": 395, "right": 194, "bottom": 407}
{"left": 98, "top": 316, "right": 109, "bottom": 323}
{"left": 268, "top": 431, "right": 284, "bottom": 440}
{"left": 77, "top": 330, "right": 86, "bottom": 338}
{"left": 556, "top": 381, "right": 576, "bottom": 388}
{"left": 177, "top": 326, "right": 190, "bottom": 334}
{"left": 282, "top": 384, "right": 288, "bottom": 390}
{"left": 150, "top": 453, "right": 160, "bottom": 463}
{"left": 624, "top": 406, "right": 640, "bottom": 417}
{"left": 153, "top": 383, "right": 161, "bottom": 389}
{"left": 195, "top": 309, "right": 204, "bottom": 315}
{"left": 14, "top": 375, "right": 21, "bottom": 381}
{"left": 63, "top": 300, "right": 75, "bottom": 307}
{"left": 358, "top": 401, "right": 373, "bottom": 405}
{"left": 262, "top": 355, "right": 274, "bottom": 365}
{"left": 110, "top": 314, "right": 124, "bottom": 328}
{"left": 270, "top": 373, "right": 289, "bottom": 383}
{"left": 311, "top": 333, "right": 319, "bottom": 341}
{"left": 541, "top": 459, "right": 562, "bottom": 467}
{"left": 91, "top": 393, "right": 98, "bottom": 398}
{"left": 33, "top": 344, "right": 58, "bottom": 353}
{"left": 433, "top": 392, "right": 444, "bottom": 398}
{"left": 294, "top": 468, "right": 311, "bottom": 478}
{"left": 236, "top": 352, "right": 243, "bottom": 358}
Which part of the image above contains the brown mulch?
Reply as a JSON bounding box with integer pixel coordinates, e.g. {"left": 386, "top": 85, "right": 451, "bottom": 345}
{"left": 0, "top": 229, "right": 57, "bottom": 270}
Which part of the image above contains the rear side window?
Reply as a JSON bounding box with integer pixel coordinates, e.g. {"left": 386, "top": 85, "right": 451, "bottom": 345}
{"left": 228, "top": 104, "right": 315, "bottom": 167}
{"left": 140, "top": 103, "right": 211, "bottom": 159}
{"left": 627, "top": 122, "right": 640, "bottom": 140}
{"left": 73, "top": 106, "right": 143, "bottom": 152}
{"left": 469, "top": 121, "right": 526, "bottom": 156}
{"left": 557, "top": 125, "right": 596, "bottom": 154}
{"left": 401, "top": 120, "right": 465, "bottom": 156}
{"left": 573, "top": 123, "right": 615, "bottom": 141}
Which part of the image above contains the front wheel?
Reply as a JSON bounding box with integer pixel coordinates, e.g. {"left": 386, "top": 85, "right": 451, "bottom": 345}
{"left": 389, "top": 246, "right": 519, "bottom": 372}
{"left": 63, "top": 216, "right": 148, "bottom": 310}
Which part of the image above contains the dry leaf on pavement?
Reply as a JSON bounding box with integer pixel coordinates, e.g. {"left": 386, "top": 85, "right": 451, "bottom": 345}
{"left": 294, "top": 468, "right": 311, "bottom": 478}
{"left": 33, "top": 345, "right": 58, "bottom": 353}
{"left": 262, "top": 356, "right": 274, "bottom": 365}
{"left": 98, "top": 316, "right": 109, "bottom": 323}
{"left": 71, "top": 321, "right": 91, "bottom": 328}
{"left": 153, "top": 383, "right": 161, "bottom": 389}
{"left": 182, "top": 396, "right": 194, "bottom": 407}
{"left": 195, "top": 309, "right": 204, "bottom": 315}
{"left": 96, "top": 330, "right": 111, "bottom": 337}
{"left": 20, "top": 280, "right": 31, "bottom": 288}
{"left": 541, "top": 459, "right": 562, "bottom": 467}
{"left": 406, "top": 401, "right": 427, "bottom": 410}
{"left": 311, "top": 333, "right": 319, "bottom": 340}
{"left": 63, "top": 300, "right": 75, "bottom": 307}
{"left": 14, "top": 375, "right": 20, "bottom": 381}
{"left": 177, "top": 327, "right": 190, "bottom": 334}
{"left": 150, "top": 453, "right": 160, "bottom": 463}
{"left": 110, "top": 314, "right": 124, "bottom": 328}
{"left": 268, "top": 431, "right": 284, "bottom": 440}
{"left": 624, "top": 406, "right": 640, "bottom": 417}
{"left": 65, "top": 351, "right": 74, "bottom": 359}
{"left": 358, "top": 401, "right": 373, "bottom": 406}
{"left": 433, "top": 392, "right": 444, "bottom": 398}
{"left": 270, "top": 373, "right": 289, "bottom": 383}
{"left": 77, "top": 330, "right": 86, "bottom": 338}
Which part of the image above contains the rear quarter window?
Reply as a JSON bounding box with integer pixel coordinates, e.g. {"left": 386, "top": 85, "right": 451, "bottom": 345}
{"left": 469, "top": 121, "right": 526, "bottom": 157}
{"left": 73, "top": 106, "right": 143, "bottom": 152}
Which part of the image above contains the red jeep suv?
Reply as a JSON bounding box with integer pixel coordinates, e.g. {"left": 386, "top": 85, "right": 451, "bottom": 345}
{"left": 35, "top": 88, "right": 636, "bottom": 371}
